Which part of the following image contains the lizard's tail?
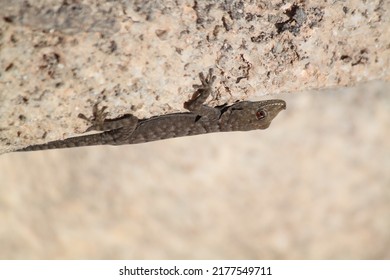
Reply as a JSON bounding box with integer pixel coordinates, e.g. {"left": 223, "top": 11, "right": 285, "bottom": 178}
{"left": 16, "top": 131, "right": 115, "bottom": 152}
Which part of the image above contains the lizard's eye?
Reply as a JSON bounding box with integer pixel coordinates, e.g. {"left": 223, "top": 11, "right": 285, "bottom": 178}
{"left": 256, "top": 109, "right": 267, "bottom": 120}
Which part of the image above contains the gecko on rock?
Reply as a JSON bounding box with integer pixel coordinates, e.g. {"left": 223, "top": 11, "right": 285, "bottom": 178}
{"left": 16, "top": 69, "right": 286, "bottom": 152}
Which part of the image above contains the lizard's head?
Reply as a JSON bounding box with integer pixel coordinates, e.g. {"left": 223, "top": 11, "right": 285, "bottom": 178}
{"left": 220, "top": 99, "right": 286, "bottom": 131}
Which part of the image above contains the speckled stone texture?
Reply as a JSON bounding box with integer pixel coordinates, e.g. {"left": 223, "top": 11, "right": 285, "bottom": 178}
{"left": 0, "top": 0, "right": 388, "bottom": 152}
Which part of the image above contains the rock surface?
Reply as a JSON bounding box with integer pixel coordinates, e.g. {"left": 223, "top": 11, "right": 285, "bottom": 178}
{"left": 0, "top": 0, "right": 389, "bottom": 152}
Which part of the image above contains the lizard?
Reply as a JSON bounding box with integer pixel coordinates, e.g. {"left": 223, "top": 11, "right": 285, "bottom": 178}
{"left": 16, "top": 69, "right": 286, "bottom": 152}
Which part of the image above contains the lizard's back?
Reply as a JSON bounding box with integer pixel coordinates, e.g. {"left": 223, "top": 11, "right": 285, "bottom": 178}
{"left": 128, "top": 112, "right": 220, "bottom": 144}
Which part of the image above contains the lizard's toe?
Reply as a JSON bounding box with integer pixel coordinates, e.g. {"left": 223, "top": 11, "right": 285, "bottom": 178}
{"left": 78, "top": 103, "right": 109, "bottom": 132}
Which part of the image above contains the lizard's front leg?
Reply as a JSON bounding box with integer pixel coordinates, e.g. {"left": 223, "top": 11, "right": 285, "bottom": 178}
{"left": 184, "top": 69, "right": 220, "bottom": 121}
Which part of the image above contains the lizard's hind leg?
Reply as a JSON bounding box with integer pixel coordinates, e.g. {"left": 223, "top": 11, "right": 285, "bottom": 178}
{"left": 78, "top": 103, "right": 138, "bottom": 132}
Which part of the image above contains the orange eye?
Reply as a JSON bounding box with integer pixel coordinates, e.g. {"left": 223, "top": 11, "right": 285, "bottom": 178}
{"left": 256, "top": 110, "right": 267, "bottom": 120}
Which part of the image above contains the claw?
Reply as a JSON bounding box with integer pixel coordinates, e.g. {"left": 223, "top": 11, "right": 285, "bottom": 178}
{"left": 198, "top": 72, "right": 206, "bottom": 85}
{"left": 193, "top": 68, "right": 216, "bottom": 89}
{"left": 77, "top": 113, "right": 89, "bottom": 121}
{"left": 78, "top": 103, "right": 109, "bottom": 132}
{"left": 206, "top": 68, "right": 213, "bottom": 82}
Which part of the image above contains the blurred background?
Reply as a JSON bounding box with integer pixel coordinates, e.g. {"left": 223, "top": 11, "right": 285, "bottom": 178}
{"left": 0, "top": 81, "right": 389, "bottom": 259}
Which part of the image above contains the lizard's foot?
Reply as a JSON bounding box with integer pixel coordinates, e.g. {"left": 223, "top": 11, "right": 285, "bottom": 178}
{"left": 193, "top": 68, "right": 216, "bottom": 90}
{"left": 78, "top": 103, "right": 109, "bottom": 132}
{"left": 79, "top": 103, "right": 139, "bottom": 132}
{"left": 184, "top": 68, "right": 219, "bottom": 119}
{"left": 184, "top": 69, "right": 216, "bottom": 108}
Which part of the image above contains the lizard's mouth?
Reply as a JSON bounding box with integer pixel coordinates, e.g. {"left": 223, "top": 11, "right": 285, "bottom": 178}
{"left": 269, "top": 100, "right": 287, "bottom": 110}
